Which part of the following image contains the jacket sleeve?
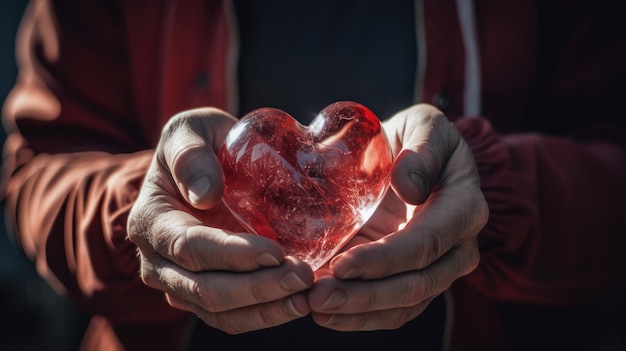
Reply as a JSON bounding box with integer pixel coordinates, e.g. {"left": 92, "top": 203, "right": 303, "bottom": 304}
{"left": 450, "top": 0, "right": 626, "bottom": 306}
{"left": 454, "top": 117, "right": 626, "bottom": 306}
{"left": 1, "top": 0, "right": 185, "bottom": 324}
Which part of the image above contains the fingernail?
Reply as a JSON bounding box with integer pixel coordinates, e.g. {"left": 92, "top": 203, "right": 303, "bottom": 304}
{"left": 280, "top": 272, "right": 309, "bottom": 291}
{"left": 409, "top": 171, "right": 426, "bottom": 189}
{"left": 256, "top": 252, "right": 281, "bottom": 267}
{"left": 340, "top": 267, "right": 363, "bottom": 280}
{"left": 282, "top": 296, "right": 307, "bottom": 317}
{"left": 188, "top": 175, "right": 211, "bottom": 203}
{"left": 321, "top": 289, "right": 347, "bottom": 310}
{"left": 321, "top": 313, "right": 345, "bottom": 326}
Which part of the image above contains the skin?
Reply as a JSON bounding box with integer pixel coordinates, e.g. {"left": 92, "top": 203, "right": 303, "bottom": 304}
{"left": 309, "top": 104, "right": 488, "bottom": 330}
{"left": 127, "top": 103, "right": 488, "bottom": 334}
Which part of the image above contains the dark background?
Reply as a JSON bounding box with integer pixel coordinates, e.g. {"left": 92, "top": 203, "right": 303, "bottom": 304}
{"left": 0, "top": 1, "right": 87, "bottom": 350}
{"left": 0, "top": 2, "right": 624, "bottom": 351}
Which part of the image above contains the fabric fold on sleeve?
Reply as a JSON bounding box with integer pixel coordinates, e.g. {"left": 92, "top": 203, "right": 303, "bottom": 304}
{"left": 3, "top": 149, "right": 188, "bottom": 324}
{"left": 454, "top": 116, "right": 626, "bottom": 305}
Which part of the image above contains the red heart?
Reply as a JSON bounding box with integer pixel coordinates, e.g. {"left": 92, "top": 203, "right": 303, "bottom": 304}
{"left": 219, "top": 101, "right": 393, "bottom": 270}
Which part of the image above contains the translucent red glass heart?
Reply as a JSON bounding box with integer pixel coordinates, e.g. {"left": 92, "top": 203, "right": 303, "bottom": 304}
{"left": 219, "top": 101, "right": 393, "bottom": 270}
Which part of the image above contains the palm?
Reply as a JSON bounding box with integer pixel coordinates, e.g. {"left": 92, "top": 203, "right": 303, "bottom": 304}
{"left": 343, "top": 188, "right": 419, "bottom": 249}
{"left": 165, "top": 189, "right": 244, "bottom": 233}
{"left": 195, "top": 200, "right": 245, "bottom": 232}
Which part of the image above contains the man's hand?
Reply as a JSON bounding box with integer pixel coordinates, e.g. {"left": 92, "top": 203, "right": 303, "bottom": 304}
{"left": 127, "top": 108, "right": 314, "bottom": 334}
{"left": 307, "top": 104, "right": 488, "bottom": 330}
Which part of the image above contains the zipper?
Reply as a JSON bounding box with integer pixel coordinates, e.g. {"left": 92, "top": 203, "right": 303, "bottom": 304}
{"left": 413, "top": 5, "right": 455, "bottom": 349}
{"left": 455, "top": 0, "right": 482, "bottom": 117}
{"left": 224, "top": 0, "right": 240, "bottom": 116}
{"left": 413, "top": 0, "right": 427, "bottom": 104}
{"left": 442, "top": 288, "right": 455, "bottom": 351}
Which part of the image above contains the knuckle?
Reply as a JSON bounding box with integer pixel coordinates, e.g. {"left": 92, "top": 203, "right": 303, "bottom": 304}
{"left": 418, "top": 230, "right": 445, "bottom": 267}
{"left": 221, "top": 325, "right": 242, "bottom": 335}
{"left": 126, "top": 203, "right": 150, "bottom": 245}
{"left": 410, "top": 104, "right": 446, "bottom": 124}
{"left": 209, "top": 314, "right": 241, "bottom": 335}
{"left": 139, "top": 262, "right": 160, "bottom": 290}
{"left": 139, "top": 270, "right": 155, "bottom": 289}
{"left": 354, "top": 313, "right": 370, "bottom": 331}
{"left": 422, "top": 270, "right": 442, "bottom": 296}
{"left": 476, "top": 195, "right": 490, "bottom": 230}
{"left": 159, "top": 112, "right": 205, "bottom": 167}
{"left": 219, "top": 234, "right": 253, "bottom": 270}
{"left": 404, "top": 272, "right": 432, "bottom": 306}
{"left": 388, "top": 311, "right": 411, "bottom": 330}
{"left": 215, "top": 312, "right": 254, "bottom": 335}
{"left": 169, "top": 227, "right": 203, "bottom": 271}
{"left": 249, "top": 280, "right": 271, "bottom": 303}
{"left": 258, "top": 306, "right": 281, "bottom": 327}
{"left": 169, "top": 231, "right": 191, "bottom": 267}
{"left": 461, "top": 240, "right": 481, "bottom": 276}
{"left": 197, "top": 284, "right": 222, "bottom": 313}
{"left": 126, "top": 214, "right": 139, "bottom": 241}
{"left": 161, "top": 111, "right": 191, "bottom": 140}
{"left": 365, "top": 281, "right": 378, "bottom": 311}
{"left": 161, "top": 109, "right": 218, "bottom": 146}
{"left": 370, "top": 255, "right": 394, "bottom": 277}
{"left": 387, "top": 319, "right": 405, "bottom": 330}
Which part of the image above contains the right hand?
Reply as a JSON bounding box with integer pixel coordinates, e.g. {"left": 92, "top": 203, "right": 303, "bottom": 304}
{"left": 127, "top": 107, "right": 314, "bottom": 334}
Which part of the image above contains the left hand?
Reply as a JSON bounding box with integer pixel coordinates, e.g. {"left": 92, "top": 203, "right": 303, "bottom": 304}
{"left": 307, "top": 104, "right": 489, "bottom": 330}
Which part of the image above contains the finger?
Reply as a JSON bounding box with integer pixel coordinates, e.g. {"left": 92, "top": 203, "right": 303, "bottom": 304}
{"left": 159, "top": 107, "right": 237, "bottom": 210}
{"left": 383, "top": 104, "right": 460, "bottom": 205}
{"left": 332, "top": 130, "right": 488, "bottom": 279}
{"left": 141, "top": 254, "right": 314, "bottom": 313}
{"left": 168, "top": 292, "right": 310, "bottom": 334}
{"left": 330, "top": 182, "right": 484, "bottom": 279}
{"left": 131, "top": 198, "right": 285, "bottom": 271}
{"left": 311, "top": 298, "right": 433, "bottom": 331}
{"left": 309, "top": 240, "right": 478, "bottom": 314}
{"left": 161, "top": 222, "right": 286, "bottom": 272}
{"left": 129, "top": 150, "right": 285, "bottom": 272}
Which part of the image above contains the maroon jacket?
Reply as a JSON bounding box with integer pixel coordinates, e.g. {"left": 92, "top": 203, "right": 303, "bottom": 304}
{"left": 2, "top": 0, "right": 625, "bottom": 350}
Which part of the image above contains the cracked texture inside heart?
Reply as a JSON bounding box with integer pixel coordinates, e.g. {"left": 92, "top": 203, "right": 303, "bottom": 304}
{"left": 219, "top": 101, "right": 393, "bottom": 270}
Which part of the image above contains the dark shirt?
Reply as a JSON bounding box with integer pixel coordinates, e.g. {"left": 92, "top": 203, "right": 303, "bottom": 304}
{"left": 235, "top": 0, "right": 417, "bottom": 123}
{"left": 189, "top": 2, "right": 444, "bottom": 350}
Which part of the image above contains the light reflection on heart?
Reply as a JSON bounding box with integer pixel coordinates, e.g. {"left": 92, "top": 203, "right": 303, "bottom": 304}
{"left": 219, "top": 101, "right": 393, "bottom": 270}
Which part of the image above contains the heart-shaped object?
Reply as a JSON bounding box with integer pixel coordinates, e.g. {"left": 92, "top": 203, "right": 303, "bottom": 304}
{"left": 219, "top": 101, "right": 393, "bottom": 270}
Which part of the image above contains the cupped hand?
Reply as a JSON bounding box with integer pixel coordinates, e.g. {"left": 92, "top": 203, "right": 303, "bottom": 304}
{"left": 307, "top": 104, "right": 488, "bottom": 330}
{"left": 127, "top": 108, "right": 314, "bottom": 334}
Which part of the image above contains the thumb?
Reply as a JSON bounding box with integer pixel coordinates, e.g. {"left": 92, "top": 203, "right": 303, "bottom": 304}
{"left": 383, "top": 104, "right": 460, "bottom": 205}
{"left": 159, "top": 107, "right": 238, "bottom": 210}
